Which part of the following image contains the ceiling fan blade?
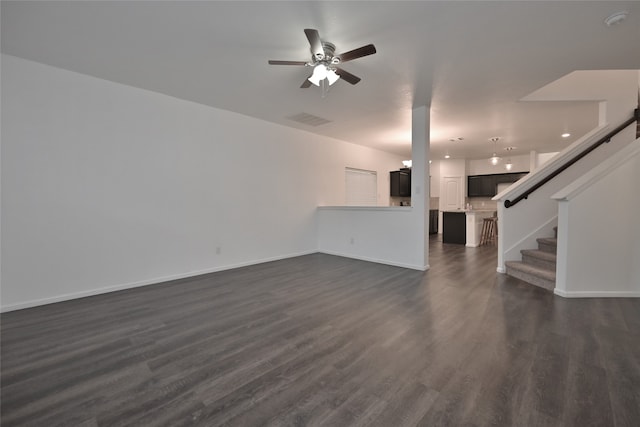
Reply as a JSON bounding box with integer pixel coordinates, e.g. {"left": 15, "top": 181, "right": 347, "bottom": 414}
{"left": 337, "top": 44, "right": 376, "bottom": 63}
{"left": 334, "top": 68, "right": 361, "bottom": 85}
{"left": 304, "top": 28, "right": 324, "bottom": 59}
{"left": 268, "top": 60, "right": 307, "bottom": 66}
{"left": 300, "top": 76, "right": 313, "bottom": 88}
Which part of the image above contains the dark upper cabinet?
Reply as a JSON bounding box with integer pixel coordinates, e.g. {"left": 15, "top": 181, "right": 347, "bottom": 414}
{"left": 468, "top": 175, "right": 496, "bottom": 197}
{"left": 467, "top": 172, "right": 528, "bottom": 197}
{"left": 390, "top": 170, "right": 411, "bottom": 197}
{"left": 495, "top": 172, "right": 527, "bottom": 184}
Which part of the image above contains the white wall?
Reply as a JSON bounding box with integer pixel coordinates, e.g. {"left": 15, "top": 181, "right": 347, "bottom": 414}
{"left": 317, "top": 106, "right": 431, "bottom": 271}
{"left": 317, "top": 207, "right": 423, "bottom": 269}
{"left": 466, "top": 154, "right": 529, "bottom": 175}
{"left": 429, "top": 159, "right": 440, "bottom": 198}
{"left": 554, "top": 139, "right": 640, "bottom": 297}
{"left": 0, "top": 54, "right": 405, "bottom": 311}
{"left": 535, "top": 152, "right": 559, "bottom": 170}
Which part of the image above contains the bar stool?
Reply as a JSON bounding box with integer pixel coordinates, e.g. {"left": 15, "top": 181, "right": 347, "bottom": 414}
{"left": 480, "top": 217, "right": 498, "bottom": 245}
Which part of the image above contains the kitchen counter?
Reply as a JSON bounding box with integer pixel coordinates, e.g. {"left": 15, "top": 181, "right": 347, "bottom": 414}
{"left": 441, "top": 209, "right": 496, "bottom": 246}
{"left": 466, "top": 210, "right": 496, "bottom": 247}
{"left": 318, "top": 206, "right": 412, "bottom": 211}
{"left": 441, "top": 209, "right": 495, "bottom": 213}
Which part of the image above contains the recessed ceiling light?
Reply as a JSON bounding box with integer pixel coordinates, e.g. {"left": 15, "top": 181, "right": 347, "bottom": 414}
{"left": 561, "top": 133, "right": 571, "bottom": 138}
{"left": 604, "top": 11, "right": 628, "bottom": 27}
{"left": 444, "top": 154, "right": 451, "bottom": 159}
{"left": 504, "top": 146, "right": 516, "bottom": 151}
{"left": 448, "top": 137, "right": 464, "bottom": 142}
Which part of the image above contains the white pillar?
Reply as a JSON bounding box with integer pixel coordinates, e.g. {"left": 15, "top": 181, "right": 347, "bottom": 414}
{"left": 412, "top": 106, "right": 430, "bottom": 270}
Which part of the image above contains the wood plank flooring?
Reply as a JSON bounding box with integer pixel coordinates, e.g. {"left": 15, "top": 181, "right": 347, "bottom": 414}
{"left": 2, "top": 237, "right": 639, "bottom": 426}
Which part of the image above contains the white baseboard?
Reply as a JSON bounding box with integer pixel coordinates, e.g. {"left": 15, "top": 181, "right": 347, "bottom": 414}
{"left": 496, "top": 266, "right": 506, "bottom": 273}
{"left": 0, "top": 250, "right": 317, "bottom": 313}
{"left": 554, "top": 289, "right": 640, "bottom": 298}
{"left": 318, "top": 250, "right": 429, "bottom": 271}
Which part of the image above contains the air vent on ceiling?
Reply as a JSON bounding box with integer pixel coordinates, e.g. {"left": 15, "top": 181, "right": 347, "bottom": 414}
{"left": 287, "top": 113, "right": 332, "bottom": 127}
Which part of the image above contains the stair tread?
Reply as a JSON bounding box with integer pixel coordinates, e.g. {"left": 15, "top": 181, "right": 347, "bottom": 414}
{"left": 536, "top": 237, "right": 557, "bottom": 245}
{"left": 521, "top": 249, "right": 557, "bottom": 261}
{"left": 505, "top": 260, "right": 556, "bottom": 280}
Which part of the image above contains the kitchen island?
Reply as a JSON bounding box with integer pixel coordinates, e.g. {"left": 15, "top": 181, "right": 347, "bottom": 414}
{"left": 442, "top": 211, "right": 466, "bottom": 244}
{"left": 465, "top": 210, "right": 496, "bottom": 247}
{"left": 442, "top": 209, "right": 496, "bottom": 246}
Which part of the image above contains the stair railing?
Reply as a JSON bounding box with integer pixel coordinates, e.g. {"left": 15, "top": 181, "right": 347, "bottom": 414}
{"left": 504, "top": 108, "right": 640, "bottom": 208}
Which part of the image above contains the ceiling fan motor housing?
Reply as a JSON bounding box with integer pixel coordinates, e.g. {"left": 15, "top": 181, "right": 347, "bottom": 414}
{"left": 314, "top": 41, "right": 338, "bottom": 65}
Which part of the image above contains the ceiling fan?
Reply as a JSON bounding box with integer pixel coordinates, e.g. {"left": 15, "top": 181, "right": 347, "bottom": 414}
{"left": 268, "top": 29, "right": 376, "bottom": 89}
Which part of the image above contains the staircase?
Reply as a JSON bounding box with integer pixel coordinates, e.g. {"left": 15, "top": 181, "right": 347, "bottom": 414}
{"left": 505, "top": 227, "right": 557, "bottom": 291}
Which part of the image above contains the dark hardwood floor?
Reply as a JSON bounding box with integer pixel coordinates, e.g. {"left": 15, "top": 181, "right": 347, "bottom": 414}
{"left": 2, "top": 237, "right": 639, "bottom": 426}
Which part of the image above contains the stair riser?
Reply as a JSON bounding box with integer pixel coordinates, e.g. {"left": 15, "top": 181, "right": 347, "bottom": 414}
{"left": 521, "top": 254, "right": 556, "bottom": 271}
{"left": 506, "top": 267, "right": 555, "bottom": 291}
{"left": 537, "top": 242, "right": 557, "bottom": 254}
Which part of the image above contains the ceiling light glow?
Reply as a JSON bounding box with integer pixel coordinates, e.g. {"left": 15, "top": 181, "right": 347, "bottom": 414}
{"left": 561, "top": 133, "right": 571, "bottom": 138}
{"left": 604, "top": 11, "right": 628, "bottom": 27}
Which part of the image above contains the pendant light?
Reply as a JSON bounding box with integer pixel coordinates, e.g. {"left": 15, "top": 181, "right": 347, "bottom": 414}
{"left": 504, "top": 147, "right": 514, "bottom": 170}
{"left": 488, "top": 137, "right": 501, "bottom": 165}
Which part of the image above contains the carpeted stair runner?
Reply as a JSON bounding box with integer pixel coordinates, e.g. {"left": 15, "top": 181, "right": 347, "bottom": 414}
{"left": 505, "top": 228, "right": 557, "bottom": 291}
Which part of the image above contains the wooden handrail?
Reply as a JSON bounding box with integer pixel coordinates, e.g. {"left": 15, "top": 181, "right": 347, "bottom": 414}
{"left": 504, "top": 108, "right": 640, "bottom": 208}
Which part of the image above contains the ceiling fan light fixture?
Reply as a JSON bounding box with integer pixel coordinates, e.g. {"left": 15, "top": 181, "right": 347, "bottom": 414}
{"left": 326, "top": 69, "right": 340, "bottom": 85}
{"left": 308, "top": 64, "right": 328, "bottom": 86}
{"left": 269, "top": 29, "right": 374, "bottom": 92}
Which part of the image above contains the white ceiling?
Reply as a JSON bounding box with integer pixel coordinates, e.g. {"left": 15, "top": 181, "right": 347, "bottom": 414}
{"left": 2, "top": 1, "right": 639, "bottom": 160}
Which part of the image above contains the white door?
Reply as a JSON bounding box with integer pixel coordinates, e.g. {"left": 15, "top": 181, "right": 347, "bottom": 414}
{"left": 443, "top": 176, "right": 462, "bottom": 211}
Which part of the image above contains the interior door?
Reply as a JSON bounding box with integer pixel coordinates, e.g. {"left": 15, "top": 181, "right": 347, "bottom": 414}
{"left": 443, "top": 176, "right": 462, "bottom": 211}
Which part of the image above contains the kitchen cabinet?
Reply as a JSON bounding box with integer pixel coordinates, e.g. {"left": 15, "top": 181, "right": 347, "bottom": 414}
{"left": 468, "top": 175, "right": 496, "bottom": 197}
{"left": 467, "top": 172, "right": 527, "bottom": 197}
{"left": 429, "top": 209, "right": 438, "bottom": 235}
{"left": 495, "top": 172, "right": 527, "bottom": 184}
{"left": 443, "top": 211, "right": 466, "bottom": 244}
{"left": 390, "top": 169, "right": 411, "bottom": 197}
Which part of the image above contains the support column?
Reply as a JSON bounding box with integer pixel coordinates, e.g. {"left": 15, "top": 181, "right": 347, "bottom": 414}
{"left": 412, "top": 106, "right": 430, "bottom": 270}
